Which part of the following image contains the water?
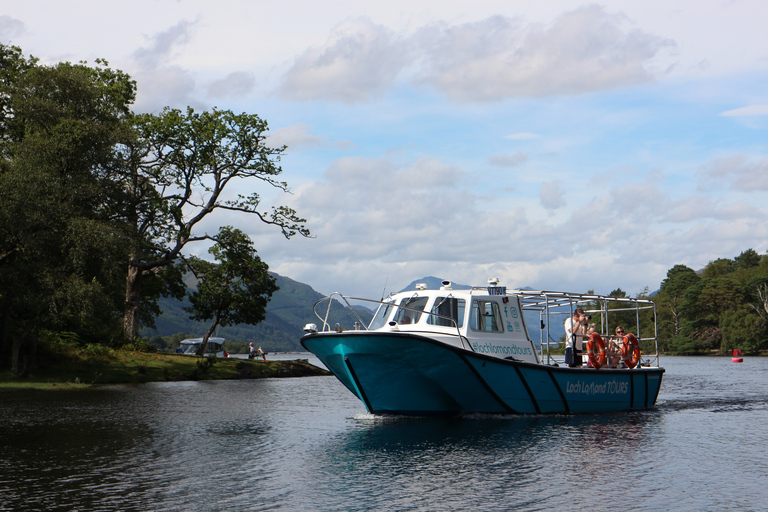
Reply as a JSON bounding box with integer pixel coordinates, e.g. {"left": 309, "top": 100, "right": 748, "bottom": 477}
{"left": 1, "top": 356, "right": 766, "bottom": 511}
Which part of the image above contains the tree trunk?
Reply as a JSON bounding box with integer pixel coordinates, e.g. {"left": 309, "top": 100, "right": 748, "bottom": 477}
{"left": 195, "top": 317, "right": 220, "bottom": 356}
{"left": 0, "top": 304, "right": 9, "bottom": 361}
{"left": 123, "top": 263, "right": 143, "bottom": 341}
{"left": 11, "top": 321, "right": 35, "bottom": 375}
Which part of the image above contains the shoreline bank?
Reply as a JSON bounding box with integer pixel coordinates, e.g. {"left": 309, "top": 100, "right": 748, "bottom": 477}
{"left": 0, "top": 351, "right": 330, "bottom": 392}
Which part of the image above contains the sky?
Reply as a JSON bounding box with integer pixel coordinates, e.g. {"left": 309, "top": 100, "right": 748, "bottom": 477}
{"left": 3, "top": 0, "right": 768, "bottom": 299}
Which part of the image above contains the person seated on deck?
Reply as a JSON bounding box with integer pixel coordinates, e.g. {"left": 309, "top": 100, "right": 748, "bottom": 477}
{"left": 606, "top": 327, "right": 625, "bottom": 368}
{"left": 564, "top": 308, "right": 595, "bottom": 367}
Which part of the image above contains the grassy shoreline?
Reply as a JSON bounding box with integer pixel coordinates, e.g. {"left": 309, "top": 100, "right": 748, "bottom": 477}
{"left": 0, "top": 350, "right": 330, "bottom": 392}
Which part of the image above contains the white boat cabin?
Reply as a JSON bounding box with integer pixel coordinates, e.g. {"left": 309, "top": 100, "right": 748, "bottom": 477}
{"left": 365, "top": 281, "right": 539, "bottom": 364}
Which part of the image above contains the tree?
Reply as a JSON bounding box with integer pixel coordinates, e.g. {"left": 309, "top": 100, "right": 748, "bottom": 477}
{"left": 0, "top": 45, "right": 135, "bottom": 373}
{"left": 719, "top": 309, "right": 767, "bottom": 355}
{"left": 184, "top": 227, "right": 278, "bottom": 355}
{"left": 119, "top": 107, "right": 310, "bottom": 341}
{"left": 657, "top": 264, "right": 700, "bottom": 337}
{"left": 745, "top": 274, "right": 768, "bottom": 321}
{"left": 702, "top": 258, "right": 735, "bottom": 278}
{"left": 734, "top": 248, "right": 761, "bottom": 270}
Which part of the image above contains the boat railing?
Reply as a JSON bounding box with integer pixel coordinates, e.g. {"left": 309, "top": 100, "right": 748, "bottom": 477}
{"left": 312, "top": 292, "right": 372, "bottom": 332}
{"left": 311, "top": 294, "right": 472, "bottom": 350}
{"left": 512, "top": 289, "right": 661, "bottom": 368}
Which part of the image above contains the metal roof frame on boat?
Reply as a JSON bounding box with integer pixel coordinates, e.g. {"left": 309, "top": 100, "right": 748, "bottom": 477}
{"left": 505, "top": 289, "right": 658, "bottom": 367}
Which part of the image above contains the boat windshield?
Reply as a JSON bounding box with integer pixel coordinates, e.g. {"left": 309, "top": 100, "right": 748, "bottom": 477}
{"left": 427, "top": 297, "right": 465, "bottom": 327}
{"left": 393, "top": 296, "right": 428, "bottom": 324}
{"left": 369, "top": 301, "right": 396, "bottom": 330}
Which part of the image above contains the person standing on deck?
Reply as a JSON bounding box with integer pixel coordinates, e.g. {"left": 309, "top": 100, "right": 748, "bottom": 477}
{"left": 564, "top": 308, "right": 594, "bottom": 367}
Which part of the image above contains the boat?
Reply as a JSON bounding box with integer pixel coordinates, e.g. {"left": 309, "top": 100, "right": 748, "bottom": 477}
{"left": 301, "top": 280, "right": 664, "bottom": 416}
{"left": 177, "top": 337, "right": 229, "bottom": 357}
{"left": 732, "top": 349, "right": 744, "bottom": 363}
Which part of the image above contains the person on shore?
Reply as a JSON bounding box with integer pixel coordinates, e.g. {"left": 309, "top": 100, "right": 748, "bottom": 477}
{"left": 564, "top": 308, "right": 595, "bottom": 367}
{"left": 255, "top": 346, "right": 267, "bottom": 362}
{"left": 248, "top": 342, "right": 267, "bottom": 361}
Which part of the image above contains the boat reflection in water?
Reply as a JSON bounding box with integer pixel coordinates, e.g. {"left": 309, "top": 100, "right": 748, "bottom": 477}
{"left": 301, "top": 279, "right": 664, "bottom": 416}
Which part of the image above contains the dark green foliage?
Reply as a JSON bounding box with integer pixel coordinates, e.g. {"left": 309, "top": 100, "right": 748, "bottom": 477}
{"left": 735, "top": 249, "right": 761, "bottom": 270}
{"left": 658, "top": 249, "right": 768, "bottom": 355}
{"left": 184, "top": 227, "right": 278, "bottom": 355}
{"left": 0, "top": 45, "right": 135, "bottom": 373}
{"left": 719, "top": 309, "right": 767, "bottom": 355}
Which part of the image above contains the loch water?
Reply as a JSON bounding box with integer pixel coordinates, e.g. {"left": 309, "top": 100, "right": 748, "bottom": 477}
{"left": 1, "top": 356, "right": 766, "bottom": 512}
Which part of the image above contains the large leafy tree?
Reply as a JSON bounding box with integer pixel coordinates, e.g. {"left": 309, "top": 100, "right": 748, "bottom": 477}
{"left": 119, "top": 107, "right": 310, "bottom": 340}
{"left": 656, "top": 264, "right": 700, "bottom": 338}
{"left": 184, "top": 227, "right": 278, "bottom": 355}
{"left": 0, "top": 44, "right": 135, "bottom": 372}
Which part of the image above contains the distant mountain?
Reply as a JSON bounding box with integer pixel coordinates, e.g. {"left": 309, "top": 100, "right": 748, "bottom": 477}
{"left": 141, "top": 274, "right": 372, "bottom": 352}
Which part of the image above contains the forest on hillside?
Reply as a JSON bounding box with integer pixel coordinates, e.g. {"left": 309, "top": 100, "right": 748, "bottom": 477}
{"left": 652, "top": 248, "right": 768, "bottom": 355}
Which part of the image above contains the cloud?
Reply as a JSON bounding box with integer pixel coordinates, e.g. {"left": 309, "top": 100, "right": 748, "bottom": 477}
{"left": 699, "top": 155, "right": 768, "bottom": 192}
{"left": 131, "top": 20, "right": 199, "bottom": 112}
{"left": 277, "top": 6, "right": 674, "bottom": 103}
{"left": 720, "top": 105, "right": 768, "bottom": 117}
{"left": 207, "top": 71, "right": 255, "bottom": 98}
{"left": 279, "top": 17, "right": 411, "bottom": 103}
{"left": 0, "top": 15, "right": 24, "bottom": 40}
{"left": 504, "top": 133, "right": 539, "bottom": 140}
{"left": 268, "top": 123, "right": 349, "bottom": 151}
{"left": 250, "top": 152, "right": 768, "bottom": 299}
{"left": 539, "top": 182, "right": 564, "bottom": 210}
{"left": 489, "top": 152, "right": 528, "bottom": 167}
{"left": 133, "top": 19, "right": 194, "bottom": 69}
{"left": 415, "top": 6, "right": 674, "bottom": 101}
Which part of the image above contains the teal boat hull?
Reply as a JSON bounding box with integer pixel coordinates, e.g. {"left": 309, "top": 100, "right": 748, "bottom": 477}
{"left": 301, "top": 332, "right": 664, "bottom": 416}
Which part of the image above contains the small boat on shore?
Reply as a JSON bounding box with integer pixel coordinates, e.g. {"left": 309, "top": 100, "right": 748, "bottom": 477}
{"left": 301, "top": 280, "right": 664, "bottom": 416}
{"left": 732, "top": 349, "right": 744, "bottom": 363}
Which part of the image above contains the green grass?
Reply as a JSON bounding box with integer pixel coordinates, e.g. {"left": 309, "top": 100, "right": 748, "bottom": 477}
{"left": 0, "top": 350, "right": 329, "bottom": 391}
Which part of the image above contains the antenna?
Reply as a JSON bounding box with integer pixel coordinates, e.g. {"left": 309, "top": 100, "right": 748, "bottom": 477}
{"left": 380, "top": 277, "right": 389, "bottom": 300}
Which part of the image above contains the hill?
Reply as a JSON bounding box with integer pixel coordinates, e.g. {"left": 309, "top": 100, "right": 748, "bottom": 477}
{"left": 141, "top": 274, "right": 372, "bottom": 352}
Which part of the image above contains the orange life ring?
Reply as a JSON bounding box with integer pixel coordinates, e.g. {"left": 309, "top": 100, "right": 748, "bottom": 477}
{"left": 621, "top": 333, "right": 641, "bottom": 369}
{"left": 586, "top": 333, "right": 607, "bottom": 369}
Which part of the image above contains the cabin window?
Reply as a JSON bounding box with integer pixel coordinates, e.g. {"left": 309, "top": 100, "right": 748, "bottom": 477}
{"left": 394, "top": 296, "right": 428, "bottom": 324}
{"left": 369, "top": 301, "right": 396, "bottom": 330}
{"left": 427, "top": 297, "right": 466, "bottom": 327}
{"left": 470, "top": 301, "right": 503, "bottom": 332}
